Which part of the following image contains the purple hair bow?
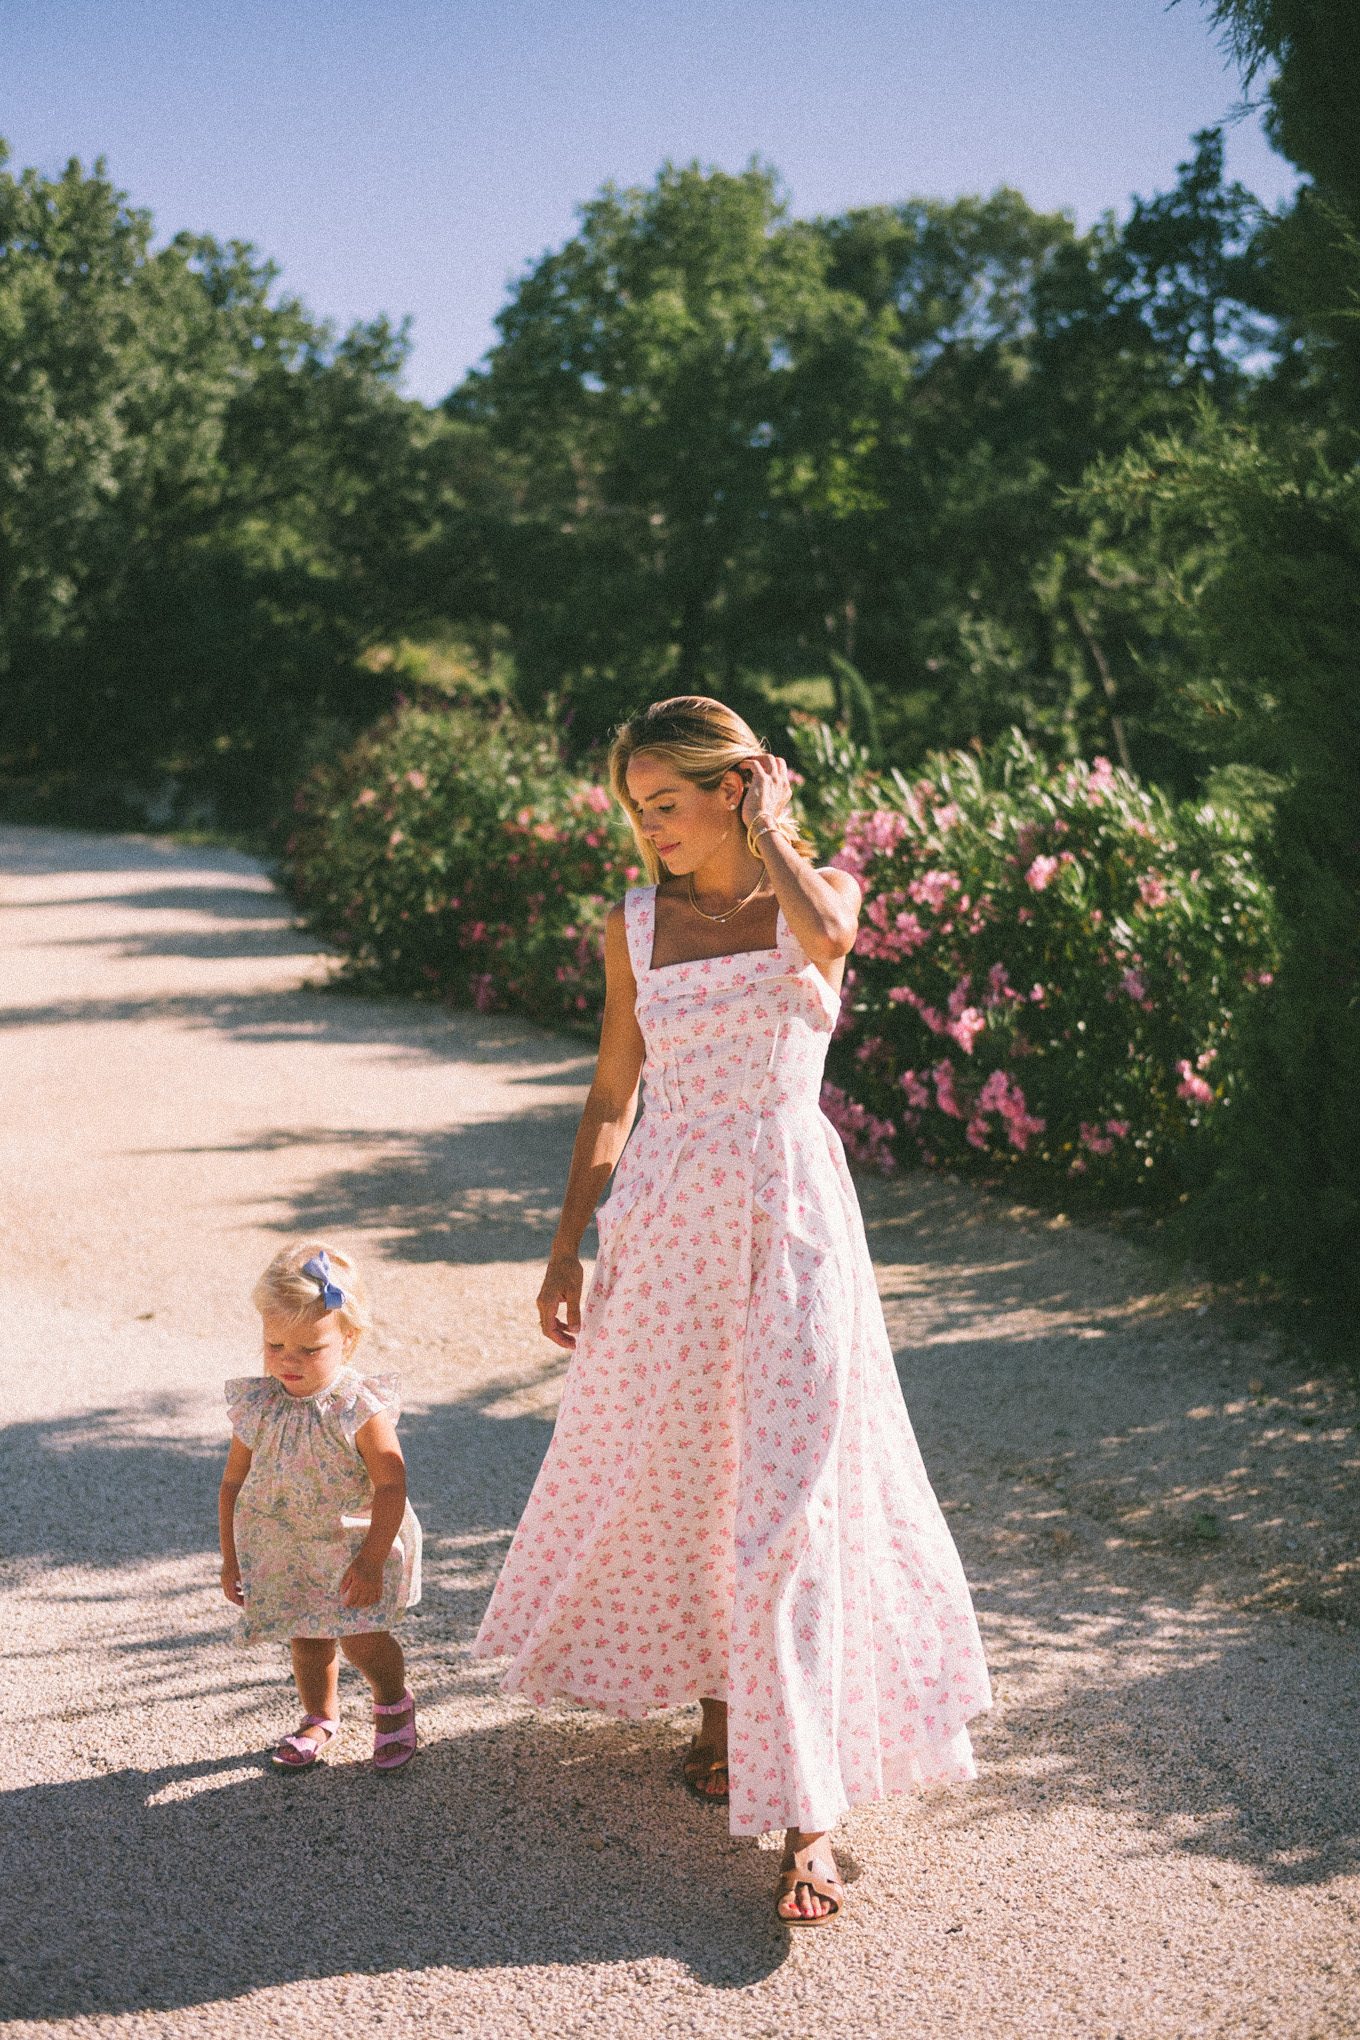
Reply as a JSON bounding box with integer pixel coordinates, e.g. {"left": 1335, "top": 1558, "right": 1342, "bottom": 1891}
{"left": 301, "top": 1250, "right": 346, "bottom": 1312}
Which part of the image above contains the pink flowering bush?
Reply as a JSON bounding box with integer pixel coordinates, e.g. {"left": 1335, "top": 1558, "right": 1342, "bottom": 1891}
{"left": 823, "top": 733, "right": 1278, "bottom": 1200}
{"left": 283, "top": 699, "right": 637, "bottom": 1029}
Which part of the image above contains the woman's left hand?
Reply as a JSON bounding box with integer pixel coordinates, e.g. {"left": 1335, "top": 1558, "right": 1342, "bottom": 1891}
{"left": 739, "top": 753, "right": 793, "bottom": 834}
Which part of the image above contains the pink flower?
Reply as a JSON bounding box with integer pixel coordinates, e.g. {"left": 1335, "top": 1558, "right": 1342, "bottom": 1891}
{"left": 1030, "top": 983, "right": 1045, "bottom": 1004}
{"left": 908, "top": 869, "right": 961, "bottom": 912}
{"left": 584, "top": 784, "right": 611, "bottom": 813}
{"left": 900, "top": 1070, "right": 931, "bottom": 1111}
{"left": 1137, "top": 873, "right": 1170, "bottom": 910}
{"left": 405, "top": 769, "right": 427, "bottom": 791}
{"left": 1106, "top": 1119, "right": 1130, "bottom": 1138}
{"left": 1079, "top": 1121, "right": 1115, "bottom": 1155}
{"left": 388, "top": 829, "right": 404, "bottom": 848}
{"left": 625, "top": 865, "right": 641, "bottom": 883}
{"left": 1087, "top": 756, "right": 1115, "bottom": 799}
{"left": 355, "top": 788, "right": 377, "bottom": 807}
{"left": 975, "top": 1069, "right": 1045, "bottom": 1151}
{"left": 1176, "top": 1059, "right": 1215, "bottom": 1105}
{"left": 932, "top": 803, "right": 961, "bottom": 831}
{"left": 932, "top": 1061, "right": 963, "bottom": 1119}
{"left": 946, "top": 1007, "right": 986, "bottom": 1054}
{"left": 820, "top": 1081, "right": 897, "bottom": 1173}
{"left": 833, "top": 809, "right": 914, "bottom": 878}
{"left": 1120, "top": 968, "right": 1148, "bottom": 1002}
{"left": 1026, "top": 856, "right": 1060, "bottom": 891}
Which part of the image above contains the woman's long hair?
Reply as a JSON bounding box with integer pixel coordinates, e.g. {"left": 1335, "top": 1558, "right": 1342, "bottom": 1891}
{"left": 608, "top": 696, "right": 816, "bottom": 884}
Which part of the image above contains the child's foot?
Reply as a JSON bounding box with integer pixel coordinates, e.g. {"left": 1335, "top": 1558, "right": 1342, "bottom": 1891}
{"left": 372, "top": 1688, "right": 416, "bottom": 1771}
{"left": 271, "top": 1713, "right": 339, "bottom": 1770}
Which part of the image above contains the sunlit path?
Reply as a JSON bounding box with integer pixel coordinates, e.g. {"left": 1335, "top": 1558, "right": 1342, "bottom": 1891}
{"left": 1, "top": 826, "right": 1356, "bottom": 2039}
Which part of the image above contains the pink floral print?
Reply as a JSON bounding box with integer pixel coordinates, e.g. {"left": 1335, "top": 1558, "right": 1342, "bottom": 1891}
{"left": 474, "top": 888, "right": 991, "bottom": 1834}
{"left": 225, "top": 1367, "right": 422, "bottom": 1644}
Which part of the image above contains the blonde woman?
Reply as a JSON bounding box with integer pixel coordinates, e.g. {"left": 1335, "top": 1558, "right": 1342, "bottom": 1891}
{"left": 473, "top": 696, "right": 990, "bottom": 1922}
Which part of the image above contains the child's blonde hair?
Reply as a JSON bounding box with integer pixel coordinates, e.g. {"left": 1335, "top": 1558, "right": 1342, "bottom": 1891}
{"left": 252, "top": 1241, "right": 372, "bottom": 1345}
{"left": 608, "top": 695, "right": 817, "bottom": 884}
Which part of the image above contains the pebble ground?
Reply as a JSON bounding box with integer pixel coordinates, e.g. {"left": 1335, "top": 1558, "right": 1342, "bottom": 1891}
{"left": 0, "top": 824, "right": 1356, "bottom": 2039}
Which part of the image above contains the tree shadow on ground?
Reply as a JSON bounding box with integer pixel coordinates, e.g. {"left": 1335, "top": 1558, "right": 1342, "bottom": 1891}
{"left": 0, "top": 1711, "right": 793, "bottom": 2021}
{"left": 0, "top": 826, "right": 269, "bottom": 881}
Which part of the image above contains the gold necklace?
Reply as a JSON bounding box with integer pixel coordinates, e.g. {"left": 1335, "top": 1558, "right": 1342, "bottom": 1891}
{"left": 687, "top": 870, "right": 769, "bottom": 924}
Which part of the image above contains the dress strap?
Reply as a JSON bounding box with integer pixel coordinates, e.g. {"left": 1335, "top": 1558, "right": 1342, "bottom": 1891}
{"left": 623, "top": 886, "right": 656, "bottom": 978}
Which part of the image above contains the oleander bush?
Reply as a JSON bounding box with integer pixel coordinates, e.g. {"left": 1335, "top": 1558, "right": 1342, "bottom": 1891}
{"left": 283, "top": 698, "right": 638, "bottom": 1027}
{"left": 288, "top": 701, "right": 1278, "bottom": 1206}
{"left": 820, "top": 733, "right": 1279, "bottom": 1201}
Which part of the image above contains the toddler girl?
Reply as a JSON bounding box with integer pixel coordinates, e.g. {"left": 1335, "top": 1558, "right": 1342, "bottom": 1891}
{"left": 219, "top": 1241, "right": 422, "bottom": 1771}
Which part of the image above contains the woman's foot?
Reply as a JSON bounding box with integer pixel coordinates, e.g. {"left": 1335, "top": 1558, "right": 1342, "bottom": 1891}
{"left": 776, "top": 1829, "right": 845, "bottom": 1924}
{"left": 682, "top": 1696, "right": 728, "bottom": 1801}
{"left": 271, "top": 1714, "right": 339, "bottom": 1770}
{"left": 682, "top": 1735, "right": 729, "bottom": 1802}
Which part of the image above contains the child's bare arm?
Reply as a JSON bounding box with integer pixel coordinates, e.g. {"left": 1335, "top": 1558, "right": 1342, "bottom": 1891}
{"left": 340, "top": 1412, "right": 407, "bottom": 1608}
{"left": 219, "top": 1437, "right": 252, "bottom": 1606}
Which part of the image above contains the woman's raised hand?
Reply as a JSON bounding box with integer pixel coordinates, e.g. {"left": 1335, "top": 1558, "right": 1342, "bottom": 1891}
{"left": 538, "top": 1249, "right": 584, "bottom": 1350}
{"left": 739, "top": 753, "right": 793, "bottom": 835}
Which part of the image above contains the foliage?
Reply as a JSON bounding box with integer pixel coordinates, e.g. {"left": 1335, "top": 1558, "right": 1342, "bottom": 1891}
{"left": 283, "top": 697, "right": 639, "bottom": 1027}
{"left": 821, "top": 733, "right": 1277, "bottom": 1199}
{"left": 0, "top": 145, "right": 443, "bottom": 827}
{"left": 442, "top": 141, "right": 1279, "bottom": 776}
{"left": 1079, "top": 411, "right": 1360, "bottom": 1302}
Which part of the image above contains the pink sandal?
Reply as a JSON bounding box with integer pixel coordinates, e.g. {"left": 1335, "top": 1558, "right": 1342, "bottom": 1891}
{"left": 271, "top": 1714, "right": 339, "bottom": 1770}
{"left": 373, "top": 1688, "right": 416, "bottom": 1771}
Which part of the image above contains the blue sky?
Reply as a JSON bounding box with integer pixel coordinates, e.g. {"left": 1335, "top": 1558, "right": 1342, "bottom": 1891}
{"left": 2, "top": 0, "right": 1288, "bottom": 403}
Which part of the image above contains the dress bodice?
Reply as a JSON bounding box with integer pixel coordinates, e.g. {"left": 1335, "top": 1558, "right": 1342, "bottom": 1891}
{"left": 623, "top": 885, "right": 839, "bottom": 1126}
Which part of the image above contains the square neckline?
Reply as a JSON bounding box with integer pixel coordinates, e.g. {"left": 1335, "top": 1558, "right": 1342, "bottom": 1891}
{"left": 641, "top": 886, "right": 787, "bottom": 974}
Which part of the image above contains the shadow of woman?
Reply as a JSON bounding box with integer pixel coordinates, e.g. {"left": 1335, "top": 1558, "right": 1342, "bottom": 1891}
{"left": 0, "top": 1716, "right": 791, "bottom": 2022}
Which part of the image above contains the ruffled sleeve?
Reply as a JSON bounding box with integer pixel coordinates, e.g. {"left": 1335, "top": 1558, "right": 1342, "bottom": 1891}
{"left": 224, "top": 1376, "right": 269, "bottom": 1450}
{"left": 333, "top": 1371, "right": 402, "bottom": 1445}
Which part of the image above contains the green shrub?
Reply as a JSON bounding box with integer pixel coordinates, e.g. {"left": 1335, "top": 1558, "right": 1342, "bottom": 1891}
{"left": 283, "top": 698, "right": 638, "bottom": 1027}
{"left": 821, "top": 733, "right": 1278, "bottom": 1199}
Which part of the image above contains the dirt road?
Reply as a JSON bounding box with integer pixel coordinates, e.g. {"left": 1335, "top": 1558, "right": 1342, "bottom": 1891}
{"left": 1, "top": 824, "right": 1356, "bottom": 2038}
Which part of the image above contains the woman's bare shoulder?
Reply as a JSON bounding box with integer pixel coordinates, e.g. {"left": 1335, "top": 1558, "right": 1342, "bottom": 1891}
{"left": 818, "top": 864, "right": 862, "bottom": 902}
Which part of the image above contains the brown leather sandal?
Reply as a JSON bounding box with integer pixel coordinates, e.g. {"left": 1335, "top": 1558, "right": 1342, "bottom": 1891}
{"left": 775, "top": 1844, "right": 845, "bottom": 1925}
{"left": 681, "top": 1736, "right": 730, "bottom": 1804}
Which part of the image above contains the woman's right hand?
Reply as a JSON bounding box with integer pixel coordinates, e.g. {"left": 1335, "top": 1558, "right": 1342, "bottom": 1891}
{"left": 537, "top": 1250, "right": 584, "bottom": 1350}
{"left": 220, "top": 1562, "right": 244, "bottom": 1607}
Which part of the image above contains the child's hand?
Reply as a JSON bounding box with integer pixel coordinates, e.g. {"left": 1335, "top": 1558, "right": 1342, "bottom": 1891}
{"left": 220, "top": 1563, "right": 244, "bottom": 1608}
{"left": 340, "top": 1554, "right": 384, "bottom": 1608}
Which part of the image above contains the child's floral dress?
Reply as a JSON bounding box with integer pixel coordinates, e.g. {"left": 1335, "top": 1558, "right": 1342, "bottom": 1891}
{"left": 225, "top": 1366, "right": 422, "bottom": 1644}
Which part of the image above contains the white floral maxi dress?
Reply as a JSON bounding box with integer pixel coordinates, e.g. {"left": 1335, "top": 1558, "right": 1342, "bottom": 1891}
{"left": 473, "top": 887, "right": 991, "bottom": 1835}
{"left": 225, "top": 1368, "right": 422, "bottom": 1644}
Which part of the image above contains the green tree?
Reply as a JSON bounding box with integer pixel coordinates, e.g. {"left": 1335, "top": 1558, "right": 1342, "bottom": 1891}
{"left": 0, "top": 146, "right": 435, "bottom": 825}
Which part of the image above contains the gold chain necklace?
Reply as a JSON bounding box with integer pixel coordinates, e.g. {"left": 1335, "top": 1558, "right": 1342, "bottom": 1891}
{"left": 687, "top": 870, "right": 769, "bottom": 924}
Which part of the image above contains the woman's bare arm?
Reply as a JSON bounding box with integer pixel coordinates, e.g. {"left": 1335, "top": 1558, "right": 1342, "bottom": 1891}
{"left": 537, "top": 904, "right": 645, "bottom": 1350}
{"left": 742, "top": 754, "right": 861, "bottom": 967}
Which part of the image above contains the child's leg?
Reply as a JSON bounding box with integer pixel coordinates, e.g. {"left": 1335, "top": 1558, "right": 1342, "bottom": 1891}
{"left": 290, "top": 1636, "right": 340, "bottom": 1743}
{"left": 339, "top": 1629, "right": 406, "bottom": 1706}
{"left": 342, "top": 1632, "right": 414, "bottom": 1768}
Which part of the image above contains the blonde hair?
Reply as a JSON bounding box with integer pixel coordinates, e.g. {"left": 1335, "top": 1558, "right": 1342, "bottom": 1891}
{"left": 608, "top": 695, "right": 816, "bottom": 884}
{"left": 252, "top": 1241, "right": 372, "bottom": 1346}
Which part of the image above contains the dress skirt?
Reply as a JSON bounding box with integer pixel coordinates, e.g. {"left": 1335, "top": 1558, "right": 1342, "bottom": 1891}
{"left": 473, "top": 887, "right": 991, "bottom": 1834}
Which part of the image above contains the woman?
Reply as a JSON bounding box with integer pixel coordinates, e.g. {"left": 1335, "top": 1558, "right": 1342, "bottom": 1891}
{"left": 473, "top": 696, "right": 991, "bottom": 1923}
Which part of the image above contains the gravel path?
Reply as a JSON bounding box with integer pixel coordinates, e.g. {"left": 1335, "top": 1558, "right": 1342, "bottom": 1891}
{"left": 1, "top": 824, "right": 1356, "bottom": 2040}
